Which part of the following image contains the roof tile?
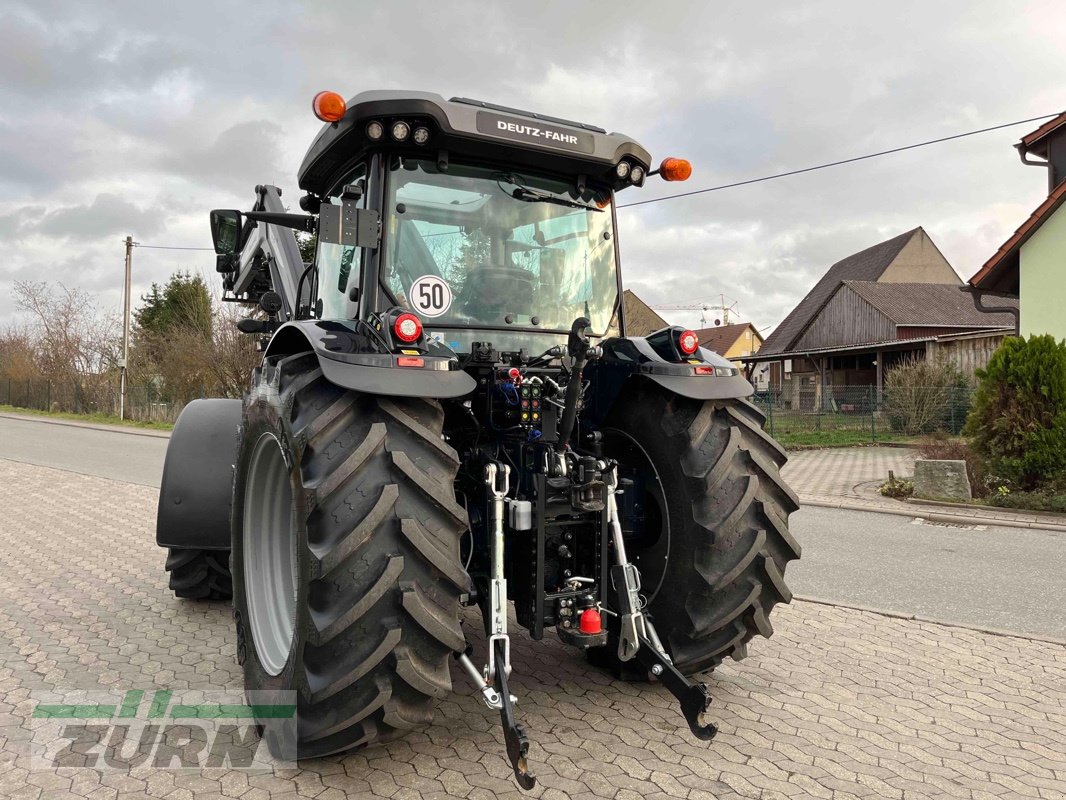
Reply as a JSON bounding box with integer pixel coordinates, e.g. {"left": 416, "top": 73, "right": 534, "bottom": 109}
{"left": 622, "top": 289, "right": 669, "bottom": 336}
{"left": 691, "top": 322, "right": 759, "bottom": 356}
{"left": 760, "top": 228, "right": 919, "bottom": 355}
{"left": 843, "top": 281, "right": 1017, "bottom": 327}
{"left": 969, "top": 179, "right": 1066, "bottom": 294}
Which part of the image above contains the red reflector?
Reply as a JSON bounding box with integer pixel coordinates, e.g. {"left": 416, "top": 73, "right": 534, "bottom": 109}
{"left": 579, "top": 608, "right": 603, "bottom": 634}
{"left": 394, "top": 312, "right": 423, "bottom": 343}
{"left": 397, "top": 357, "right": 424, "bottom": 368}
{"left": 678, "top": 329, "right": 699, "bottom": 355}
{"left": 694, "top": 365, "right": 714, "bottom": 375}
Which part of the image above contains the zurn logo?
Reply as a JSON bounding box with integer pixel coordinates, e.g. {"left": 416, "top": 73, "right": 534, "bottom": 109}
{"left": 31, "top": 689, "right": 296, "bottom": 770}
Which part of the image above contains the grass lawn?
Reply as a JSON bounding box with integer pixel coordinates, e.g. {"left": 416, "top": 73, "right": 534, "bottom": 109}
{"left": 775, "top": 429, "right": 918, "bottom": 448}
{"left": 0, "top": 404, "right": 174, "bottom": 431}
{"left": 761, "top": 410, "right": 918, "bottom": 449}
{"left": 0, "top": 403, "right": 915, "bottom": 447}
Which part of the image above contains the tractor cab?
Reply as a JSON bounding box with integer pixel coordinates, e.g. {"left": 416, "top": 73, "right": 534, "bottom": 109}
{"left": 295, "top": 91, "right": 681, "bottom": 354}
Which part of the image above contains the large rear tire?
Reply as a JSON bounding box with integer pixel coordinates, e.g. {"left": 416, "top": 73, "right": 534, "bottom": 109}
{"left": 603, "top": 382, "right": 801, "bottom": 675}
{"left": 230, "top": 353, "right": 470, "bottom": 757}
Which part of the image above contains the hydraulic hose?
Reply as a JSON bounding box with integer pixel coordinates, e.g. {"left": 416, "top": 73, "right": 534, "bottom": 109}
{"left": 557, "top": 317, "right": 591, "bottom": 450}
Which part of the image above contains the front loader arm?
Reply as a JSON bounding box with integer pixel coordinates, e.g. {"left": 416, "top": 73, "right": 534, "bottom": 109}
{"left": 230, "top": 185, "right": 308, "bottom": 319}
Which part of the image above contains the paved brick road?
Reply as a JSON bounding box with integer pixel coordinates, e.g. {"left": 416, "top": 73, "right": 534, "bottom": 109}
{"left": 2, "top": 457, "right": 1065, "bottom": 799}
{"left": 781, "top": 447, "right": 916, "bottom": 500}
{"left": 782, "top": 447, "right": 1066, "bottom": 530}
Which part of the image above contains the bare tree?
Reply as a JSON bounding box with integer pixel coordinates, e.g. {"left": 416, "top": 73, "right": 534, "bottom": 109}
{"left": 11, "top": 281, "right": 119, "bottom": 411}
{"left": 4, "top": 273, "right": 262, "bottom": 418}
{"left": 207, "top": 301, "right": 261, "bottom": 397}
{"left": 14, "top": 281, "right": 119, "bottom": 378}
{"left": 0, "top": 324, "right": 38, "bottom": 382}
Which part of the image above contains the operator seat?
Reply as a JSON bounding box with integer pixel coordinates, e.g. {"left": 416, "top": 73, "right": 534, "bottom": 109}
{"left": 457, "top": 265, "right": 534, "bottom": 321}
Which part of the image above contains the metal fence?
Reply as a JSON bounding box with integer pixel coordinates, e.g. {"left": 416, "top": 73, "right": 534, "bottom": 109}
{"left": 0, "top": 377, "right": 202, "bottom": 423}
{"left": 2, "top": 376, "right": 974, "bottom": 439}
{"left": 753, "top": 384, "right": 974, "bottom": 443}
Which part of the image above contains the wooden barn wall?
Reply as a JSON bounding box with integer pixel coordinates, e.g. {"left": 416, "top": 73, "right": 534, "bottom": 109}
{"left": 929, "top": 334, "right": 1009, "bottom": 378}
{"left": 793, "top": 286, "right": 895, "bottom": 350}
{"left": 897, "top": 326, "right": 991, "bottom": 339}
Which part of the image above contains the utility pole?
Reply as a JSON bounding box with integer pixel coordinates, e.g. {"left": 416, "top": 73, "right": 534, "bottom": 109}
{"left": 120, "top": 236, "right": 133, "bottom": 420}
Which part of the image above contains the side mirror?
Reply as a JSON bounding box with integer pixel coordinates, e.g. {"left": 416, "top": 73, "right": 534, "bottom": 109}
{"left": 209, "top": 209, "right": 242, "bottom": 255}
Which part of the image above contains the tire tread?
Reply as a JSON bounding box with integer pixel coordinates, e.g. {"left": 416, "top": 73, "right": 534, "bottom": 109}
{"left": 606, "top": 384, "right": 799, "bottom": 674}
{"left": 233, "top": 353, "right": 467, "bottom": 758}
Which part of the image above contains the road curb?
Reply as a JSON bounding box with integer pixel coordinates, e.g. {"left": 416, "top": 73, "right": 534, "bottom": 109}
{"left": 0, "top": 412, "right": 172, "bottom": 439}
{"left": 784, "top": 441, "right": 919, "bottom": 452}
{"left": 906, "top": 495, "right": 1066, "bottom": 523}
{"left": 793, "top": 595, "right": 1066, "bottom": 647}
{"left": 800, "top": 495, "right": 1066, "bottom": 532}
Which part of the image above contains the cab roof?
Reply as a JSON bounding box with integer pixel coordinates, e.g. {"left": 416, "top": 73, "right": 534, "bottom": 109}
{"left": 297, "top": 90, "right": 653, "bottom": 196}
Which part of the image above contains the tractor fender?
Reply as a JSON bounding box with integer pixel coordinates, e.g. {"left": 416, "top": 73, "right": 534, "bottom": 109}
{"left": 264, "top": 320, "right": 476, "bottom": 399}
{"left": 584, "top": 332, "right": 754, "bottom": 424}
{"left": 156, "top": 398, "right": 242, "bottom": 550}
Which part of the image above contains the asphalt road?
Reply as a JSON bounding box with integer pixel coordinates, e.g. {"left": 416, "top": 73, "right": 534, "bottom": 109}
{"left": 0, "top": 414, "right": 168, "bottom": 487}
{"left": 789, "top": 505, "right": 1064, "bottom": 639}
{"left": 2, "top": 413, "right": 1063, "bottom": 639}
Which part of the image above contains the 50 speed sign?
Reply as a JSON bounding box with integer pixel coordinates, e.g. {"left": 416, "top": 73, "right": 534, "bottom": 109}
{"left": 410, "top": 275, "right": 452, "bottom": 318}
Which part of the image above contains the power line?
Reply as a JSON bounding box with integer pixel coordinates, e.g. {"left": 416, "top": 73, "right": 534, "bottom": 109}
{"left": 618, "top": 112, "right": 1061, "bottom": 209}
{"left": 132, "top": 243, "right": 215, "bottom": 251}
{"left": 123, "top": 111, "right": 1061, "bottom": 233}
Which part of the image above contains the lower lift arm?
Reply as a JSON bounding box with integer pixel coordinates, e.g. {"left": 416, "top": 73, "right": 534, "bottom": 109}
{"left": 605, "top": 464, "right": 718, "bottom": 741}
{"left": 452, "top": 456, "right": 717, "bottom": 790}
{"left": 453, "top": 462, "right": 536, "bottom": 789}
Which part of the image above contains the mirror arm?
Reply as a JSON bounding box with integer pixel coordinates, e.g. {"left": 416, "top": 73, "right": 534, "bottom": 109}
{"left": 243, "top": 211, "right": 317, "bottom": 233}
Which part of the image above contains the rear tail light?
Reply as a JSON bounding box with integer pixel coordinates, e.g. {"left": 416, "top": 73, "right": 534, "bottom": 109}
{"left": 394, "top": 312, "right": 422, "bottom": 343}
{"left": 678, "top": 330, "right": 699, "bottom": 355}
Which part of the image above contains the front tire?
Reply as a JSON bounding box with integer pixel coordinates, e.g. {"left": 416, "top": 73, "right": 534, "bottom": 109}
{"left": 604, "top": 382, "right": 801, "bottom": 674}
{"left": 164, "top": 548, "right": 232, "bottom": 600}
{"left": 230, "top": 353, "right": 470, "bottom": 757}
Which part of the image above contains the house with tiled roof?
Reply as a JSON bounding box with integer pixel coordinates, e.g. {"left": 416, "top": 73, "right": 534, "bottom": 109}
{"left": 621, "top": 289, "right": 669, "bottom": 336}
{"left": 748, "top": 228, "right": 1016, "bottom": 408}
{"left": 691, "top": 322, "right": 768, "bottom": 387}
{"left": 691, "top": 321, "right": 762, "bottom": 359}
{"left": 969, "top": 110, "right": 1066, "bottom": 339}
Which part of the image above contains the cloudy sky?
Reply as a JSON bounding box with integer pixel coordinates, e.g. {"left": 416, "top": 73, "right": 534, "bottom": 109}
{"left": 1, "top": 0, "right": 1063, "bottom": 334}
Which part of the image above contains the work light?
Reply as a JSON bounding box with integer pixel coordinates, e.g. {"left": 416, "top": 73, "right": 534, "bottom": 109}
{"left": 391, "top": 121, "right": 411, "bottom": 142}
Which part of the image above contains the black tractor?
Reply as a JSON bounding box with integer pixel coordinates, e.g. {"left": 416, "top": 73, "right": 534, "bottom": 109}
{"left": 156, "top": 90, "right": 800, "bottom": 788}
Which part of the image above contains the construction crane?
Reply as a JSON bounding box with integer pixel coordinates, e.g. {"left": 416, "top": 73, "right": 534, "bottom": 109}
{"left": 652, "top": 295, "right": 739, "bottom": 327}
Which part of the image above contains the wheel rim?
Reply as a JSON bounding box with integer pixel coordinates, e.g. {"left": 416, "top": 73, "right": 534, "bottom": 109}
{"left": 243, "top": 432, "right": 298, "bottom": 677}
{"left": 603, "top": 428, "right": 671, "bottom": 604}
